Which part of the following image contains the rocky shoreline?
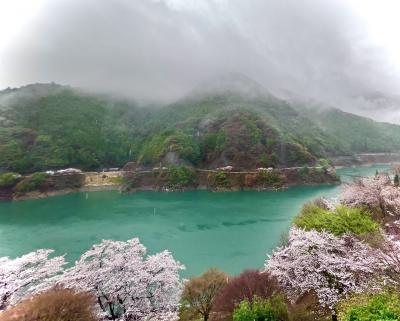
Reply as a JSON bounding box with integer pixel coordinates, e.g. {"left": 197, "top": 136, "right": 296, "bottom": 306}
{"left": 12, "top": 185, "right": 121, "bottom": 201}
{"left": 1, "top": 166, "right": 340, "bottom": 201}
{"left": 9, "top": 172, "right": 123, "bottom": 201}
{"left": 4, "top": 152, "right": 400, "bottom": 202}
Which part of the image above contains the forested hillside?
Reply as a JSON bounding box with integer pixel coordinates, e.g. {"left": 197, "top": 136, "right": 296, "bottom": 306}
{"left": 302, "top": 106, "right": 400, "bottom": 153}
{"left": 1, "top": 78, "right": 400, "bottom": 174}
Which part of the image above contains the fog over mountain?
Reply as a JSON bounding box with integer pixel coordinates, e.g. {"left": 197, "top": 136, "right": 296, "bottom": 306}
{"left": 1, "top": 0, "right": 400, "bottom": 122}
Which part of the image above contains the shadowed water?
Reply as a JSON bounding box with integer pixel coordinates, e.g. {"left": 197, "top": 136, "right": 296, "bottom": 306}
{"left": 0, "top": 165, "right": 390, "bottom": 276}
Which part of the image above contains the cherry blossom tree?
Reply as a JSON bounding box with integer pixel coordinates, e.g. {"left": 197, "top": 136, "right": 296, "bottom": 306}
{"left": 0, "top": 249, "right": 66, "bottom": 310}
{"left": 376, "top": 236, "right": 400, "bottom": 286}
{"left": 339, "top": 174, "right": 400, "bottom": 284}
{"left": 58, "top": 238, "right": 185, "bottom": 321}
{"left": 1, "top": 238, "right": 184, "bottom": 321}
{"left": 341, "top": 174, "right": 400, "bottom": 217}
{"left": 313, "top": 197, "right": 336, "bottom": 211}
{"left": 265, "top": 228, "right": 381, "bottom": 319}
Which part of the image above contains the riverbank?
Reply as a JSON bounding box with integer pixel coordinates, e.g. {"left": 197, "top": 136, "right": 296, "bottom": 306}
{"left": 0, "top": 166, "right": 339, "bottom": 201}
{"left": 10, "top": 172, "right": 124, "bottom": 201}
{"left": 124, "top": 167, "right": 339, "bottom": 192}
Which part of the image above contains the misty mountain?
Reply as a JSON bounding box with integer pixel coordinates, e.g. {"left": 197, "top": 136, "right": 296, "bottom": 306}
{"left": 334, "top": 93, "right": 400, "bottom": 124}
{"left": 190, "top": 73, "right": 272, "bottom": 100}
{"left": 1, "top": 76, "right": 400, "bottom": 173}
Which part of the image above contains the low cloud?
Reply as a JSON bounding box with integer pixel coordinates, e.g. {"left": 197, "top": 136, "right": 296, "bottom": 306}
{"left": 1, "top": 0, "right": 399, "bottom": 110}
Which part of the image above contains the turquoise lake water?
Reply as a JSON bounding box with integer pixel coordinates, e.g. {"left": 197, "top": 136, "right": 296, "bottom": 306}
{"left": 0, "top": 165, "right": 390, "bottom": 276}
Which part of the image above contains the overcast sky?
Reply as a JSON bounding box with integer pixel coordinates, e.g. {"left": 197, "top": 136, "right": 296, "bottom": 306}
{"left": 1, "top": 0, "right": 400, "bottom": 104}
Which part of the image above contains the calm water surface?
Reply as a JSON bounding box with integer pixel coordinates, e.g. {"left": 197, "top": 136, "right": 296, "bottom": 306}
{"left": 0, "top": 165, "right": 390, "bottom": 276}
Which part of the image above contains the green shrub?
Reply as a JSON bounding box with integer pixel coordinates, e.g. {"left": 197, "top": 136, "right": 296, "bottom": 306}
{"left": 233, "top": 295, "right": 289, "bottom": 321}
{"left": 0, "top": 172, "right": 21, "bottom": 188}
{"left": 109, "top": 176, "right": 125, "bottom": 185}
{"left": 14, "top": 172, "right": 48, "bottom": 193}
{"left": 293, "top": 204, "right": 379, "bottom": 237}
{"left": 317, "top": 158, "right": 331, "bottom": 170}
{"left": 266, "top": 138, "right": 276, "bottom": 149}
{"left": 394, "top": 174, "right": 399, "bottom": 187}
{"left": 213, "top": 171, "right": 229, "bottom": 187}
{"left": 167, "top": 166, "right": 195, "bottom": 188}
{"left": 299, "top": 166, "right": 309, "bottom": 177}
{"left": 258, "top": 170, "right": 281, "bottom": 186}
{"left": 259, "top": 154, "right": 277, "bottom": 168}
{"left": 337, "top": 289, "right": 400, "bottom": 321}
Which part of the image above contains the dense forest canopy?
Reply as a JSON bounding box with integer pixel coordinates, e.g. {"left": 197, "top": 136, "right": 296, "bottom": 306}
{"left": 1, "top": 78, "right": 400, "bottom": 174}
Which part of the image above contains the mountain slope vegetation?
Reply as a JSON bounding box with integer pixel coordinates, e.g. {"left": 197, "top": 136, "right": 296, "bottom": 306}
{"left": 1, "top": 77, "right": 400, "bottom": 173}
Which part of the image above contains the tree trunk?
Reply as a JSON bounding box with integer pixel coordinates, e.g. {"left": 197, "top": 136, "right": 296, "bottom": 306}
{"left": 332, "top": 313, "right": 338, "bottom": 321}
{"left": 204, "top": 313, "right": 209, "bottom": 321}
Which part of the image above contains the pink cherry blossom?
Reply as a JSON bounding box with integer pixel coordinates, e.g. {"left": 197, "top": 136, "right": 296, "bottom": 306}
{"left": 0, "top": 249, "right": 66, "bottom": 309}
{"left": 58, "top": 238, "right": 184, "bottom": 321}
{"left": 341, "top": 174, "right": 400, "bottom": 216}
{"left": 0, "top": 238, "right": 184, "bottom": 321}
{"left": 265, "top": 228, "right": 381, "bottom": 311}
